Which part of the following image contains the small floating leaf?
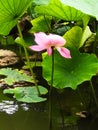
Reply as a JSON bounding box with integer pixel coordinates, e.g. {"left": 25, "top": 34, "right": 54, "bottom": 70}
{"left": 0, "top": 68, "right": 34, "bottom": 85}
{"left": 4, "top": 86, "right": 48, "bottom": 103}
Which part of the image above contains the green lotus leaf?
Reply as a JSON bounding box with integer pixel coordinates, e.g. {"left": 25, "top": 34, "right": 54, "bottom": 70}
{"left": 63, "top": 26, "right": 92, "bottom": 49}
{"left": 33, "top": 0, "right": 50, "bottom": 5}
{"left": 61, "top": 0, "right": 98, "bottom": 20}
{"left": 0, "top": 0, "right": 33, "bottom": 35}
{"left": 35, "top": 0, "right": 88, "bottom": 21}
{"left": 42, "top": 50, "right": 98, "bottom": 89}
{"left": 63, "top": 26, "right": 83, "bottom": 49}
{"left": 3, "top": 86, "right": 48, "bottom": 103}
{"left": 0, "top": 68, "right": 34, "bottom": 85}
{"left": 30, "top": 16, "right": 51, "bottom": 33}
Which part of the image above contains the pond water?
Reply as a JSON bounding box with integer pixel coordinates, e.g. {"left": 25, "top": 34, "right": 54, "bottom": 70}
{"left": 0, "top": 86, "right": 98, "bottom": 130}
{"left": 0, "top": 89, "right": 49, "bottom": 130}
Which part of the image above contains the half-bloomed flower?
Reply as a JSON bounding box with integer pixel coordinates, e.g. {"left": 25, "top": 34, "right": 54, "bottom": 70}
{"left": 30, "top": 32, "right": 71, "bottom": 58}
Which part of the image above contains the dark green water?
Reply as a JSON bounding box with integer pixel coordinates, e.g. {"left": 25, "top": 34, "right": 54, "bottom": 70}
{"left": 0, "top": 88, "right": 98, "bottom": 130}
{"left": 0, "top": 105, "right": 48, "bottom": 130}
{"left": 0, "top": 89, "right": 49, "bottom": 130}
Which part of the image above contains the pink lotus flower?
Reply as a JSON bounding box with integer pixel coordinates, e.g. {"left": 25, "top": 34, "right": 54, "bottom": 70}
{"left": 30, "top": 32, "right": 71, "bottom": 58}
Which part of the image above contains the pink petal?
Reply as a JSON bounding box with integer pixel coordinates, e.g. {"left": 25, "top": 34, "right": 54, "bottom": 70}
{"left": 47, "top": 48, "right": 52, "bottom": 56}
{"left": 30, "top": 45, "right": 45, "bottom": 51}
{"left": 48, "top": 34, "right": 66, "bottom": 47}
{"left": 57, "top": 47, "right": 71, "bottom": 58}
{"left": 34, "top": 32, "right": 49, "bottom": 45}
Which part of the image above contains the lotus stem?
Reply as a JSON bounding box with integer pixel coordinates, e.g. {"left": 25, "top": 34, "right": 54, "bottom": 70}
{"left": 49, "top": 47, "right": 54, "bottom": 130}
{"left": 17, "top": 21, "right": 40, "bottom": 95}
{"left": 90, "top": 80, "right": 98, "bottom": 108}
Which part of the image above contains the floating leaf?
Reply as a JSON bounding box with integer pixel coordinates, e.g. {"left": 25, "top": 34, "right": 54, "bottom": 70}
{"left": 23, "top": 61, "right": 42, "bottom": 69}
{"left": 0, "top": 68, "right": 34, "bottom": 85}
{"left": 4, "top": 86, "right": 48, "bottom": 103}
{"left": 35, "top": 0, "right": 88, "bottom": 21}
{"left": 0, "top": 0, "right": 32, "bottom": 35}
{"left": 42, "top": 50, "right": 98, "bottom": 89}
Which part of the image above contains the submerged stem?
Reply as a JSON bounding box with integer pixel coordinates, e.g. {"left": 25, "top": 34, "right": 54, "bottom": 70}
{"left": 90, "top": 80, "right": 98, "bottom": 108}
{"left": 17, "top": 22, "right": 40, "bottom": 95}
{"left": 49, "top": 47, "right": 54, "bottom": 130}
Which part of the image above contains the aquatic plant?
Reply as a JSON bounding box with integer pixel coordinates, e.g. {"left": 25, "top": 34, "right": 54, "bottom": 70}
{"left": 0, "top": 0, "right": 98, "bottom": 129}
{"left": 30, "top": 32, "right": 71, "bottom": 58}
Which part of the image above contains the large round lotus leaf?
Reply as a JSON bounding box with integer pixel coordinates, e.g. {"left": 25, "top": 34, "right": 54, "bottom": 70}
{"left": 35, "top": 0, "right": 87, "bottom": 22}
{"left": 61, "top": 0, "right": 98, "bottom": 20}
{"left": 42, "top": 50, "right": 98, "bottom": 89}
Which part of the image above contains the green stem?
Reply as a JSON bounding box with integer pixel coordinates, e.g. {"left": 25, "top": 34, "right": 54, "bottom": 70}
{"left": 49, "top": 47, "right": 54, "bottom": 130}
{"left": 77, "top": 88, "right": 87, "bottom": 107}
{"left": 90, "top": 80, "right": 98, "bottom": 108}
{"left": 44, "top": 15, "right": 51, "bottom": 32}
{"left": 17, "top": 21, "right": 40, "bottom": 95}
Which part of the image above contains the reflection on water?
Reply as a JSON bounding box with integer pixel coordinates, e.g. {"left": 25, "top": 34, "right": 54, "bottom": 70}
{"left": 0, "top": 100, "right": 32, "bottom": 114}
{"left": 0, "top": 100, "right": 18, "bottom": 114}
{"left": 0, "top": 100, "right": 49, "bottom": 130}
{"left": 20, "top": 103, "right": 29, "bottom": 111}
{"left": 0, "top": 89, "right": 49, "bottom": 130}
